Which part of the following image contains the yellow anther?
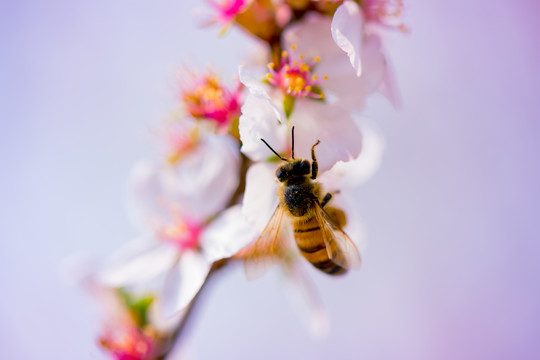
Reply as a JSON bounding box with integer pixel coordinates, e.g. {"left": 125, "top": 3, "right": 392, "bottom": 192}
{"left": 315, "top": 56, "right": 321, "bottom": 62}
{"left": 312, "top": 75, "right": 318, "bottom": 80}
{"left": 266, "top": 73, "right": 272, "bottom": 80}
{"left": 282, "top": 51, "right": 288, "bottom": 57}
{"left": 268, "top": 62, "right": 275, "bottom": 69}
{"left": 300, "top": 63, "right": 310, "bottom": 72}
{"left": 299, "top": 55, "right": 304, "bottom": 59}
{"left": 323, "top": 75, "right": 328, "bottom": 80}
{"left": 320, "top": 93, "right": 326, "bottom": 99}
{"left": 291, "top": 45, "right": 297, "bottom": 50}
{"left": 293, "top": 61, "right": 299, "bottom": 66}
{"left": 305, "top": 86, "right": 312, "bottom": 92}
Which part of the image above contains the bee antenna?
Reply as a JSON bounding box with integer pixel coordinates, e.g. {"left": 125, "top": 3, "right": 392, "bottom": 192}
{"left": 291, "top": 126, "right": 295, "bottom": 160}
{"left": 260, "top": 138, "right": 287, "bottom": 161}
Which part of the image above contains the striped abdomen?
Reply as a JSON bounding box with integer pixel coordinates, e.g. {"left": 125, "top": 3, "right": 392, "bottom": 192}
{"left": 293, "top": 216, "right": 347, "bottom": 275}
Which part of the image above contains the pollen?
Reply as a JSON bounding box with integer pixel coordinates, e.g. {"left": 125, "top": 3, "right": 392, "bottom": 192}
{"left": 265, "top": 46, "right": 328, "bottom": 101}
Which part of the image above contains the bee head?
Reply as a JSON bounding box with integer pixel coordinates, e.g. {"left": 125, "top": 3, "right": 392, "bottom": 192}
{"left": 276, "top": 159, "right": 311, "bottom": 182}
{"left": 261, "top": 126, "right": 311, "bottom": 182}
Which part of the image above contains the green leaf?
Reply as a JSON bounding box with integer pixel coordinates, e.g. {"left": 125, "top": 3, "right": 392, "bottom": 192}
{"left": 117, "top": 289, "right": 155, "bottom": 327}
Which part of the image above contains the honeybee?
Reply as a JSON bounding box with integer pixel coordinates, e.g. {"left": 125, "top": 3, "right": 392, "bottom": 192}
{"left": 244, "top": 128, "right": 361, "bottom": 277}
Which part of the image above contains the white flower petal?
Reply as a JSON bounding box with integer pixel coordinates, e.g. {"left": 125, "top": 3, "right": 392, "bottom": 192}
{"left": 125, "top": 160, "right": 170, "bottom": 231}
{"left": 284, "top": 14, "right": 387, "bottom": 110}
{"left": 147, "top": 301, "right": 187, "bottom": 334}
{"left": 239, "top": 92, "right": 288, "bottom": 161}
{"left": 165, "top": 133, "right": 240, "bottom": 222}
{"left": 323, "top": 34, "right": 387, "bottom": 109}
{"left": 319, "top": 121, "right": 385, "bottom": 190}
{"left": 201, "top": 205, "right": 258, "bottom": 262}
{"left": 283, "top": 13, "right": 340, "bottom": 60}
{"left": 331, "top": 1, "right": 364, "bottom": 76}
{"left": 281, "top": 262, "right": 329, "bottom": 339}
{"left": 97, "top": 237, "right": 179, "bottom": 287}
{"left": 242, "top": 162, "right": 279, "bottom": 231}
{"left": 160, "top": 251, "right": 211, "bottom": 317}
{"left": 292, "top": 100, "right": 362, "bottom": 173}
{"left": 327, "top": 193, "right": 366, "bottom": 252}
{"left": 379, "top": 59, "right": 402, "bottom": 108}
{"left": 239, "top": 65, "right": 272, "bottom": 99}
{"left": 126, "top": 134, "right": 240, "bottom": 227}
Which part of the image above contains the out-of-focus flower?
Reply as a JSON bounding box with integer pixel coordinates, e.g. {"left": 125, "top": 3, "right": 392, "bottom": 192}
{"left": 205, "top": 0, "right": 253, "bottom": 28}
{"left": 98, "top": 204, "right": 256, "bottom": 318}
{"left": 66, "top": 259, "right": 180, "bottom": 360}
{"left": 97, "top": 121, "right": 256, "bottom": 317}
{"left": 204, "top": 0, "right": 281, "bottom": 42}
{"left": 178, "top": 70, "right": 243, "bottom": 131}
{"left": 97, "top": 290, "right": 164, "bottom": 360}
{"left": 130, "top": 118, "right": 240, "bottom": 226}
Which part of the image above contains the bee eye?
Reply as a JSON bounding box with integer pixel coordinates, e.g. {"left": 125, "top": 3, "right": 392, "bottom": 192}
{"left": 300, "top": 160, "right": 310, "bottom": 175}
{"left": 276, "top": 168, "right": 287, "bottom": 182}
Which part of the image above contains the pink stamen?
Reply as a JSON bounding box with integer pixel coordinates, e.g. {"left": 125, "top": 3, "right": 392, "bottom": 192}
{"left": 99, "top": 326, "right": 155, "bottom": 360}
{"left": 180, "top": 72, "right": 242, "bottom": 127}
{"left": 157, "top": 211, "right": 203, "bottom": 251}
{"left": 266, "top": 46, "right": 327, "bottom": 100}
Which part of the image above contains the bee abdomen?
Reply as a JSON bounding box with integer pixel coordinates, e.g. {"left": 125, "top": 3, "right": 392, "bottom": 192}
{"left": 293, "top": 218, "right": 347, "bottom": 276}
{"left": 312, "top": 259, "right": 347, "bottom": 275}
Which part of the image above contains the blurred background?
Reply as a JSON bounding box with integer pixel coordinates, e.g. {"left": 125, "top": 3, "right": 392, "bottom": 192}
{"left": 1, "top": 0, "right": 540, "bottom": 359}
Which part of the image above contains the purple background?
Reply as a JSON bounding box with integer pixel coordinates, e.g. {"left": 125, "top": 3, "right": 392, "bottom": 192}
{"left": 1, "top": 0, "right": 539, "bottom": 359}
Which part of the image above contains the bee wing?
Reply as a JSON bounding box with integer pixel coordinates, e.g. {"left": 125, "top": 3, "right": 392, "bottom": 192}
{"left": 313, "top": 201, "right": 362, "bottom": 269}
{"left": 243, "top": 204, "right": 290, "bottom": 280}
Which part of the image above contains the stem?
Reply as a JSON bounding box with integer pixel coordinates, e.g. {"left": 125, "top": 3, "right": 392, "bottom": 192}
{"left": 158, "top": 259, "right": 229, "bottom": 360}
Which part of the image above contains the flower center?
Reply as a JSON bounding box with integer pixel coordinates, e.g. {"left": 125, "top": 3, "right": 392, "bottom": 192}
{"left": 181, "top": 73, "right": 242, "bottom": 127}
{"left": 99, "top": 326, "right": 154, "bottom": 360}
{"left": 157, "top": 209, "right": 202, "bottom": 250}
{"left": 266, "top": 45, "right": 328, "bottom": 99}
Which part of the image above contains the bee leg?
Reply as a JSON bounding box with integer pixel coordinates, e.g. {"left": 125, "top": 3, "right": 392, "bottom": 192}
{"left": 321, "top": 193, "right": 332, "bottom": 207}
{"left": 311, "top": 140, "right": 321, "bottom": 179}
{"left": 321, "top": 190, "right": 341, "bottom": 207}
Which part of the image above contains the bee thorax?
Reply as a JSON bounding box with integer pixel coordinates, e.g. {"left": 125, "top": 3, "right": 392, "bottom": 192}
{"left": 283, "top": 182, "right": 315, "bottom": 217}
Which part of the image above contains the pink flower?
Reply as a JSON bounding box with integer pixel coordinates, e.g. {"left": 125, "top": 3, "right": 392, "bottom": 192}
{"left": 204, "top": 0, "right": 252, "bottom": 27}
{"left": 99, "top": 325, "right": 156, "bottom": 360}
{"left": 178, "top": 70, "right": 243, "bottom": 128}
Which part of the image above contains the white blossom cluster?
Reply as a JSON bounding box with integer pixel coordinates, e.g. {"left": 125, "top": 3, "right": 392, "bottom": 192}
{"left": 73, "top": 1, "right": 405, "bottom": 359}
